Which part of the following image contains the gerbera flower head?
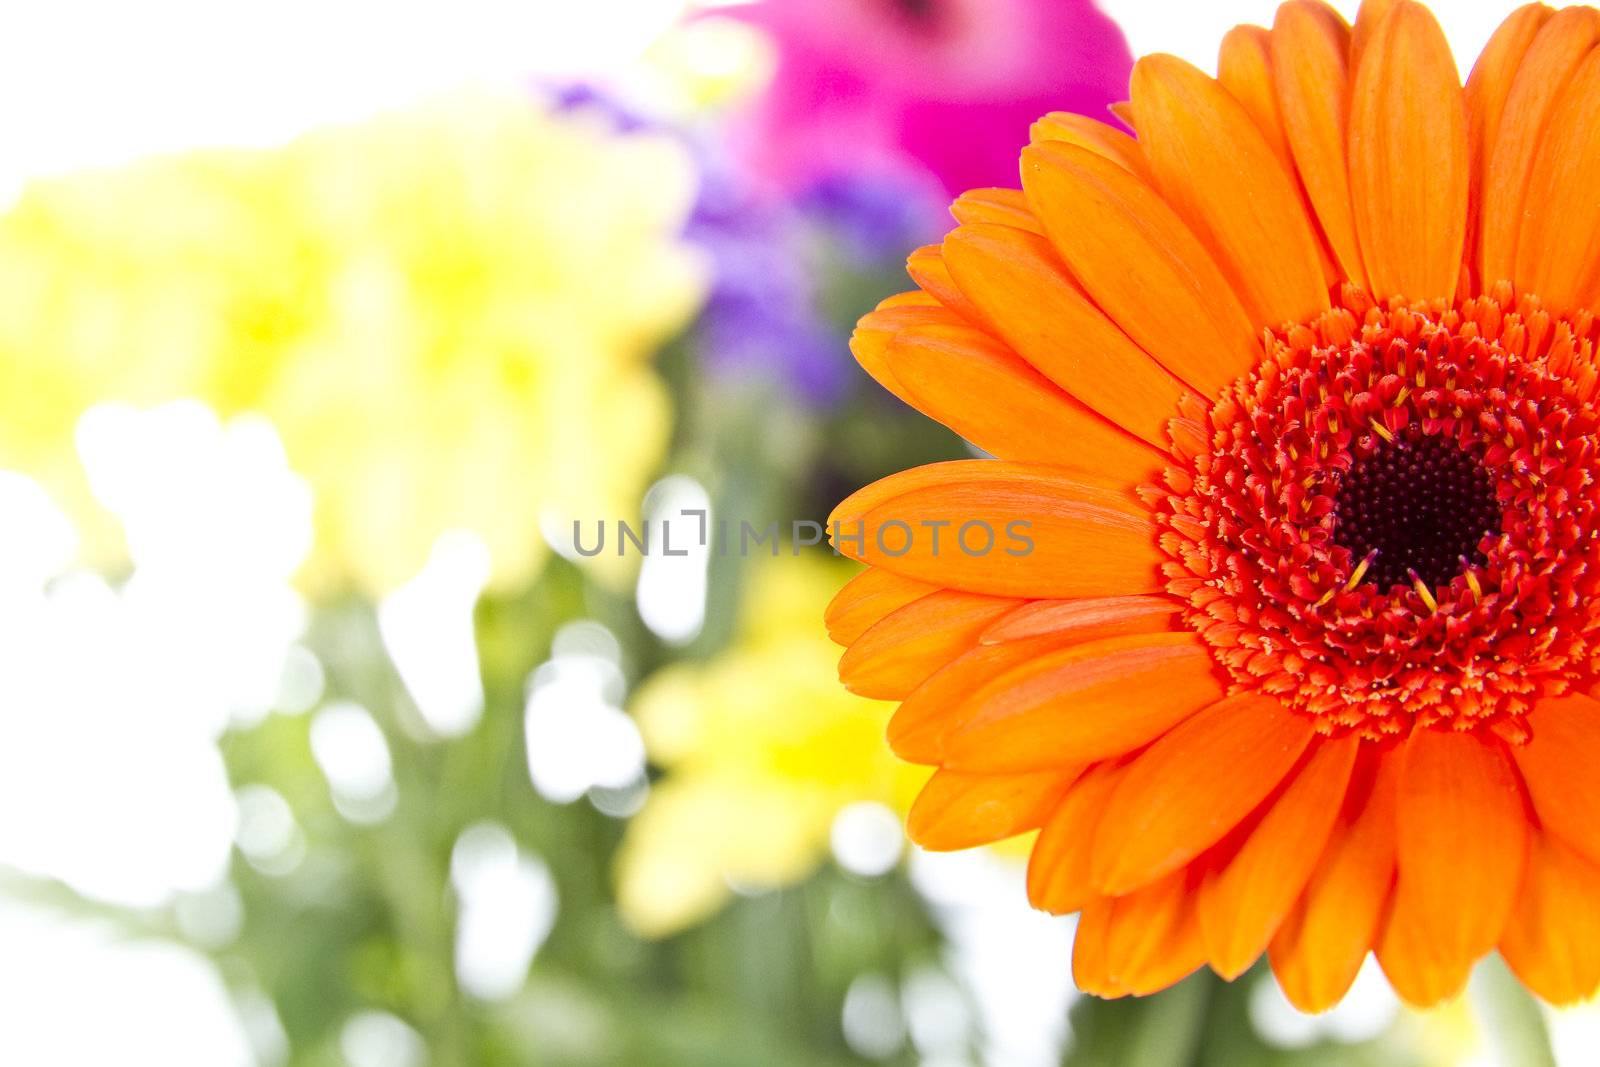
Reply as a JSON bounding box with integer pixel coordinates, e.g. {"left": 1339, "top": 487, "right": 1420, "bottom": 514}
{"left": 830, "top": 0, "right": 1600, "bottom": 1011}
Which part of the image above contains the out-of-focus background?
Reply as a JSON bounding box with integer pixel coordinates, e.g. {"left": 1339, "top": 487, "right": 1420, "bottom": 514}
{"left": 0, "top": 1, "right": 1587, "bottom": 1064}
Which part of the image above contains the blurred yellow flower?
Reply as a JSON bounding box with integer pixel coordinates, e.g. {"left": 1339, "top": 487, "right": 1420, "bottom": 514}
{"left": 0, "top": 94, "right": 704, "bottom": 594}
{"left": 616, "top": 555, "right": 925, "bottom": 938}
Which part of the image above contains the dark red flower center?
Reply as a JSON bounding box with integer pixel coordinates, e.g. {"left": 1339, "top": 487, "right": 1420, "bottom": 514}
{"left": 1332, "top": 429, "right": 1499, "bottom": 591}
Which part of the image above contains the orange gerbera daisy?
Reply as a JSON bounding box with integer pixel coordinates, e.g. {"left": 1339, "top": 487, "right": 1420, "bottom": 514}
{"left": 827, "top": 0, "right": 1600, "bottom": 1012}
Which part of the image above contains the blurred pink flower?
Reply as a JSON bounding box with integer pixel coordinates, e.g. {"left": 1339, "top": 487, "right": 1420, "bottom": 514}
{"left": 722, "top": 0, "right": 1134, "bottom": 197}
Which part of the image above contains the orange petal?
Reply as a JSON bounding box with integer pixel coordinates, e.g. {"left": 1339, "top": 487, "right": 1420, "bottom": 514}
{"left": 944, "top": 633, "right": 1224, "bottom": 772}
{"left": 1272, "top": 1, "right": 1369, "bottom": 286}
{"left": 1198, "top": 734, "right": 1359, "bottom": 980}
{"left": 875, "top": 290, "right": 941, "bottom": 310}
{"left": 885, "top": 319, "right": 1165, "bottom": 472}
{"left": 1377, "top": 728, "right": 1527, "bottom": 1007}
{"left": 1090, "top": 692, "right": 1313, "bottom": 896}
{"left": 830, "top": 459, "right": 1140, "bottom": 535}
{"left": 855, "top": 304, "right": 1164, "bottom": 484}
{"left": 1348, "top": 0, "right": 1469, "bottom": 301}
{"left": 1071, "top": 893, "right": 1119, "bottom": 997}
{"left": 1217, "top": 17, "right": 1344, "bottom": 291}
{"left": 1499, "top": 830, "right": 1600, "bottom": 1006}
{"left": 889, "top": 598, "right": 1182, "bottom": 764}
{"left": 860, "top": 298, "right": 959, "bottom": 323}
{"left": 850, "top": 303, "right": 967, "bottom": 406}
{"left": 1512, "top": 691, "right": 1600, "bottom": 865}
{"left": 940, "top": 223, "right": 1188, "bottom": 442}
{"left": 1215, "top": 15, "right": 1347, "bottom": 291}
{"left": 888, "top": 631, "right": 1087, "bottom": 764}
{"left": 1513, "top": 47, "right": 1600, "bottom": 316}
{"left": 907, "top": 765, "right": 1083, "bottom": 851}
{"left": 829, "top": 461, "right": 1162, "bottom": 599}
{"left": 1132, "top": 54, "right": 1329, "bottom": 328}
{"left": 1464, "top": 3, "right": 1555, "bottom": 284}
{"left": 849, "top": 322, "right": 913, "bottom": 405}
{"left": 905, "top": 244, "right": 984, "bottom": 324}
{"left": 948, "top": 188, "right": 1044, "bottom": 235}
{"left": 1483, "top": 6, "right": 1600, "bottom": 290}
{"left": 839, "top": 588, "right": 1019, "bottom": 699}
{"left": 1270, "top": 745, "right": 1402, "bottom": 1013}
{"left": 1218, "top": 25, "right": 1293, "bottom": 164}
{"left": 1020, "top": 141, "right": 1261, "bottom": 397}
{"left": 1350, "top": 0, "right": 1399, "bottom": 71}
{"left": 1077, "top": 869, "right": 1208, "bottom": 998}
{"left": 825, "top": 567, "right": 938, "bottom": 647}
{"left": 979, "top": 594, "right": 1179, "bottom": 644}
{"left": 1030, "top": 111, "right": 1149, "bottom": 178}
{"left": 1030, "top": 762, "right": 1123, "bottom": 915}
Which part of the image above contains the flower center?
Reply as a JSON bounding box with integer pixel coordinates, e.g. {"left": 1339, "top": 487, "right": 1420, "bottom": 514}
{"left": 1332, "top": 429, "right": 1499, "bottom": 591}
{"left": 1153, "top": 285, "right": 1600, "bottom": 740}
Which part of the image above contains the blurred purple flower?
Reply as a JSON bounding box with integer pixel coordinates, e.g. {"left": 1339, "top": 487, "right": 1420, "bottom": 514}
{"left": 688, "top": 158, "right": 942, "bottom": 406}
{"left": 721, "top": 0, "right": 1134, "bottom": 197}
{"left": 544, "top": 77, "right": 953, "bottom": 408}
{"left": 794, "top": 171, "right": 944, "bottom": 265}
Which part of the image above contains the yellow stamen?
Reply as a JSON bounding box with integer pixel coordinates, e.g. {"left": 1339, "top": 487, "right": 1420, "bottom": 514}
{"left": 1410, "top": 571, "right": 1439, "bottom": 613}
{"left": 1370, "top": 418, "right": 1395, "bottom": 444}
{"left": 1345, "top": 551, "right": 1377, "bottom": 592}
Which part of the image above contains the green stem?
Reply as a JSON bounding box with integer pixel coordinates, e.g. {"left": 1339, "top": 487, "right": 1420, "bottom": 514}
{"left": 1121, "top": 974, "right": 1210, "bottom": 1067}
{"left": 1470, "top": 956, "right": 1557, "bottom": 1067}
